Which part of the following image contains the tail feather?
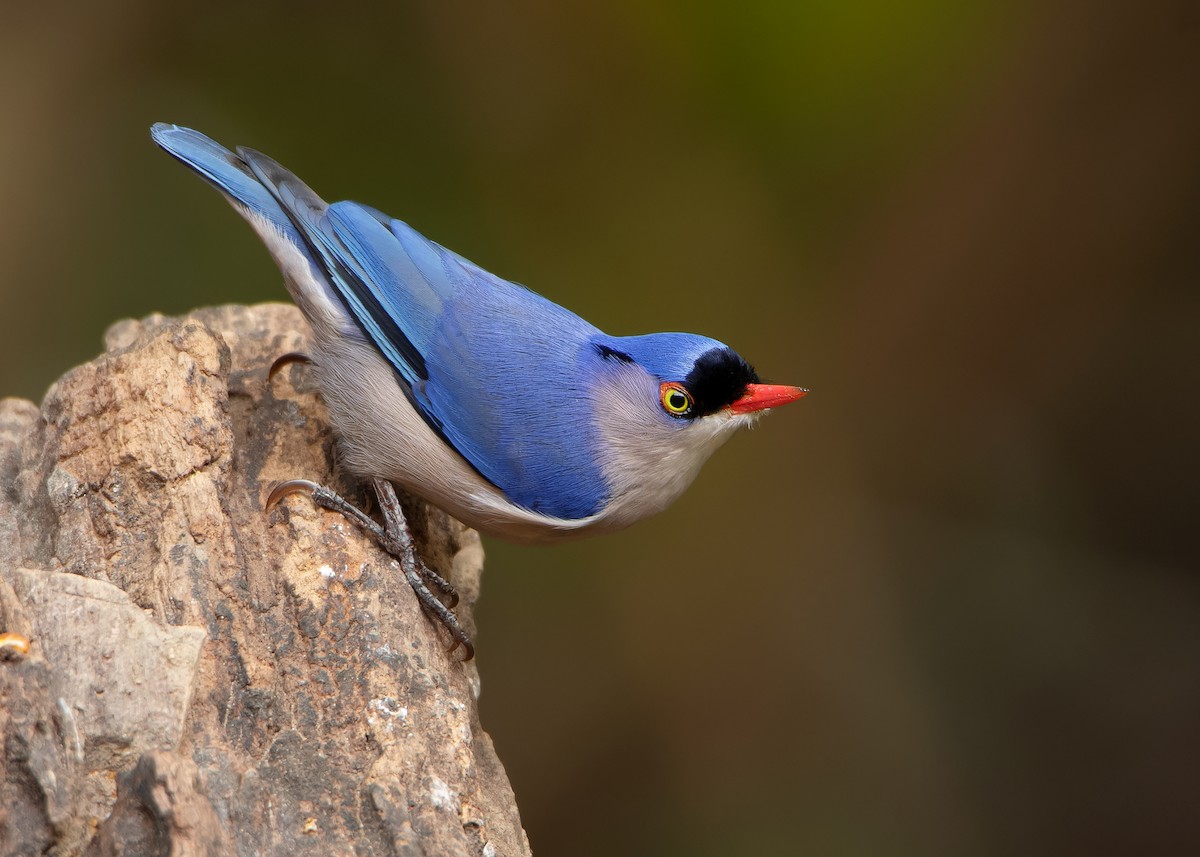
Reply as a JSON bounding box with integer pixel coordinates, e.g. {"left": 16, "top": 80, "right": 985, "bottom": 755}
{"left": 151, "top": 122, "right": 349, "bottom": 335}
{"left": 151, "top": 124, "right": 300, "bottom": 242}
{"left": 236, "top": 146, "right": 329, "bottom": 228}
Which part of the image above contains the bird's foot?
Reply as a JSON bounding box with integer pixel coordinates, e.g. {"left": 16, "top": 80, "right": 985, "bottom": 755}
{"left": 266, "top": 478, "right": 474, "bottom": 660}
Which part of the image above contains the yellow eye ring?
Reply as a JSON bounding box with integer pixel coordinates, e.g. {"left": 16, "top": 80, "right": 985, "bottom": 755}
{"left": 659, "top": 382, "right": 694, "bottom": 417}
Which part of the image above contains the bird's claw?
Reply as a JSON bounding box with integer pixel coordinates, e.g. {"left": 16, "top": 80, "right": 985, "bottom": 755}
{"left": 265, "top": 479, "right": 324, "bottom": 513}
{"left": 267, "top": 351, "right": 313, "bottom": 381}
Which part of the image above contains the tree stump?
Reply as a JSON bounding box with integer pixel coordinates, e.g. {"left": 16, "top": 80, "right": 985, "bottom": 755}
{"left": 0, "top": 304, "right": 530, "bottom": 857}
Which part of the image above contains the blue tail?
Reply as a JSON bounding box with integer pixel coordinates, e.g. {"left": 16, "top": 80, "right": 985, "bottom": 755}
{"left": 151, "top": 123, "right": 308, "bottom": 250}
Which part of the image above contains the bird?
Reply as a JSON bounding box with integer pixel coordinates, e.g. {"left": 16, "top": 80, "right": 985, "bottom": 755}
{"left": 151, "top": 123, "right": 806, "bottom": 658}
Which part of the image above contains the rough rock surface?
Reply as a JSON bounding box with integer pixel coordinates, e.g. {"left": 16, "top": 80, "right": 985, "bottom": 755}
{"left": 0, "top": 304, "right": 530, "bottom": 857}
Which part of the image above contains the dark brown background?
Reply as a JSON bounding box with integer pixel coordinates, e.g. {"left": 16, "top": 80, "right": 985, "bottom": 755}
{"left": 2, "top": 1, "right": 1197, "bottom": 854}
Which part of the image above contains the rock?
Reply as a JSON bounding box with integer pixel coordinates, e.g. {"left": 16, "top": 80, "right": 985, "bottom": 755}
{"left": 9, "top": 568, "right": 206, "bottom": 762}
{"left": 0, "top": 304, "right": 530, "bottom": 857}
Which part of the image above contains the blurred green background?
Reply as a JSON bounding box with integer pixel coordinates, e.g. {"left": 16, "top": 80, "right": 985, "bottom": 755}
{"left": 3, "top": 1, "right": 1199, "bottom": 854}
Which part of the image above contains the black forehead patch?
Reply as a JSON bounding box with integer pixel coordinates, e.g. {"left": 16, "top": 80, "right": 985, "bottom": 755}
{"left": 684, "top": 347, "right": 760, "bottom": 416}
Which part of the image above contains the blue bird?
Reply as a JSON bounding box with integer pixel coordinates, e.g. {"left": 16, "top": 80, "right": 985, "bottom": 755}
{"left": 151, "top": 123, "right": 806, "bottom": 657}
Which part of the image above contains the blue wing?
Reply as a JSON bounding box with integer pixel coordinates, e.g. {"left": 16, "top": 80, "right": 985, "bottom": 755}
{"left": 153, "top": 124, "right": 608, "bottom": 518}
{"left": 327, "top": 213, "right": 610, "bottom": 519}
{"left": 319, "top": 213, "right": 611, "bottom": 519}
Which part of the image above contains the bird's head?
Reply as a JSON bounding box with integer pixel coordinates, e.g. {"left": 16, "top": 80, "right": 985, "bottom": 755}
{"left": 592, "top": 331, "right": 806, "bottom": 424}
{"left": 585, "top": 332, "right": 806, "bottom": 523}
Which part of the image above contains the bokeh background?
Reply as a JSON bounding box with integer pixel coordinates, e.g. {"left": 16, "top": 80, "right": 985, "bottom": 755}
{"left": 3, "top": 1, "right": 1199, "bottom": 854}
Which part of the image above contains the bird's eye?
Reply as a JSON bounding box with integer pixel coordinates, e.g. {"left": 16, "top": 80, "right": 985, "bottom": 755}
{"left": 659, "top": 382, "right": 694, "bottom": 417}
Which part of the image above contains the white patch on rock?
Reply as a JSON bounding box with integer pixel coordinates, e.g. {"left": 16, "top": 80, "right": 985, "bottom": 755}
{"left": 429, "top": 776, "right": 456, "bottom": 810}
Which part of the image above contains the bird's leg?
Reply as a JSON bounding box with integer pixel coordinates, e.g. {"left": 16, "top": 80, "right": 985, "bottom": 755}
{"left": 266, "top": 478, "right": 473, "bottom": 660}
{"left": 368, "top": 479, "right": 472, "bottom": 655}
{"left": 366, "top": 480, "right": 458, "bottom": 606}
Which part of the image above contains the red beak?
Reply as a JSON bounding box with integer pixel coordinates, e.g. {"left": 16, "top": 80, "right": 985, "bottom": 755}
{"left": 728, "top": 384, "right": 808, "bottom": 414}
